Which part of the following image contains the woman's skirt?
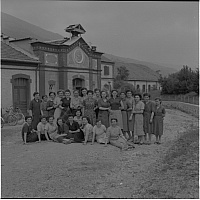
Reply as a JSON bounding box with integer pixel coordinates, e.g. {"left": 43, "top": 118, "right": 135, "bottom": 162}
{"left": 84, "top": 110, "right": 96, "bottom": 126}
{"left": 22, "top": 132, "right": 38, "bottom": 143}
{"left": 153, "top": 116, "right": 164, "bottom": 136}
{"left": 54, "top": 108, "right": 61, "bottom": 123}
{"left": 109, "top": 110, "right": 123, "bottom": 129}
{"left": 127, "top": 110, "right": 134, "bottom": 132}
{"left": 67, "top": 131, "right": 84, "bottom": 143}
{"left": 121, "top": 111, "right": 128, "bottom": 132}
{"left": 134, "top": 113, "right": 145, "bottom": 136}
{"left": 96, "top": 132, "right": 106, "bottom": 144}
{"left": 110, "top": 136, "right": 128, "bottom": 149}
{"left": 98, "top": 110, "right": 109, "bottom": 128}
{"left": 143, "top": 112, "right": 153, "bottom": 134}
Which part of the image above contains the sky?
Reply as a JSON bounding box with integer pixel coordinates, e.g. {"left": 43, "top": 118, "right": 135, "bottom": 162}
{"left": 1, "top": 1, "right": 199, "bottom": 69}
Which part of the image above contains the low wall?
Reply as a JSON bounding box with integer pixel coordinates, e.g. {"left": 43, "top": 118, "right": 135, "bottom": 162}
{"left": 162, "top": 101, "right": 199, "bottom": 118}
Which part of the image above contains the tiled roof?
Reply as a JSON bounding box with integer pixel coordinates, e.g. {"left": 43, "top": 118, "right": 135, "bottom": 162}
{"left": 1, "top": 41, "right": 40, "bottom": 63}
{"left": 114, "top": 62, "right": 159, "bottom": 81}
{"left": 44, "top": 38, "right": 69, "bottom": 45}
{"left": 101, "top": 55, "right": 114, "bottom": 63}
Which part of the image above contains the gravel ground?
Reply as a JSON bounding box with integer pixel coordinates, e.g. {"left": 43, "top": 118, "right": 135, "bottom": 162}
{"left": 1, "top": 109, "right": 199, "bottom": 198}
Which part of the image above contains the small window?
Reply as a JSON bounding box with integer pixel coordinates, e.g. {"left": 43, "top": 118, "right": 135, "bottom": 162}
{"left": 148, "top": 85, "right": 151, "bottom": 92}
{"left": 142, "top": 85, "right": 145, "bottom": 92}
{"left": 104, "top": 66, "right": 109, "bottom": 75}
{"left": 137, "top": 85, "right": 140, "bottom": 89}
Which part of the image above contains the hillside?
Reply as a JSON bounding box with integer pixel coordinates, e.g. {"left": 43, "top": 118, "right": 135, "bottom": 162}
{"left": 1, "top": 12, "right": 177, "bottom": 77}
{"left": 1, "top": 12, "right": 63, "bottom": 41}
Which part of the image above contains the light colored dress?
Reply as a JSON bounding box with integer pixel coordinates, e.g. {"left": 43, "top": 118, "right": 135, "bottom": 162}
{"left": 54, "top": 96, "right": 62, "bottom": 123}
{"left": 37, "top": 122, "right": 47, "bottom": 135}
{"left": 83, "top": 98, "right": 97, "bottom": 125}
{"left": 153, "top": 106, "right": 165, "bottom": 136}
{"left": 82, "top": 123, "right": 93, "bottom": 142}
{"left": 93, "top": 125, "right": 107, "bottom": 143}
{"left": 106, "top": 126, "right": 128, "bottom": 149}
{"left": 126, "top": 97, "right": 135, "bottom": 131}
{"left": 134, "top": 101, "right": 145, "bottom": 136}
{"left": 44, "top": 123, "right": 58, "bottom": 141}
{"left": 74, "top": 116, "right": 83, "bottom": 126}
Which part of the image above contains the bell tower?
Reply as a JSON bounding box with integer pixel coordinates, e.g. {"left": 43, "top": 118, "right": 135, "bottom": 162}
{"left": 65, "top": 24, "right": 86, "bottom": 38}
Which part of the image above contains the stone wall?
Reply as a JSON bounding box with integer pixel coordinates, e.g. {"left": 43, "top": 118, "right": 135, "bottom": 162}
{"left": 162, "top": 101, "right": 199, "bottom": 118}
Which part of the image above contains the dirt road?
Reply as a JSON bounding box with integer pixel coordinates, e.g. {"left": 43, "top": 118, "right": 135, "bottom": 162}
{"left": 1, "top": 109, "right": 198, "bottom": 198}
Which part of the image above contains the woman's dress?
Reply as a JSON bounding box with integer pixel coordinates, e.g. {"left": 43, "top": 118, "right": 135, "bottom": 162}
{"left": 126, "top": 97, "right": 135, "bottom": 132}
{"left": 40, "top": 101, "right": 48, "bottom": 117}
{"left": 22, "top": 122, "right": 38, "bottom": 143}
{"left": 46, "top": 99, "right": 56, "bottom": 117}
{"left": 106, "top": 126, "right": 128, "bottom": 149}
{"left": 82, "top": 123, "right": 93, "bottom": 142}
{"left": 44, "top": 123, "right": 58, "bottom": 141}
{"left": 54, "top": 97, "right": 62, "bottom": 123}
{"left": 98, "top": 98, "right": 110, "bottom": 128}
{"left": 83, "top": 98, "right": 97, "bottom": 125}
{"left": 143, "top": 101, "right": 155, "bottom": 134}
{"left": 153, "top": 106, "right": 166, "bottom": 136}
{"left": 108, "top": 97, "right": 123, "bottom": 129}
{"left": 57, "top": 123, "right": 70, "bottom": 143}
{"left": 66, "top": 121, "right": 84, "bottom": 142}
{"left": 134, "top": 101, "right": 145, "bottom": 136}
{"left": 93, "top": 125, "right": 107, "bottom": 143}
{"left": 60, "top": 97, "right": 72, "bottom": 122}
{"left": 121, "top": 99, "right": 128, "bottom": 132}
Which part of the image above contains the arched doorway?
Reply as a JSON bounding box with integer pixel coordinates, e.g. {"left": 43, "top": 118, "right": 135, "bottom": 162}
{"left": 73, "top": 78, "right": 85, "bottom": 93}
{"left": 11, "top": 74, "right": 31, "bottom": 115}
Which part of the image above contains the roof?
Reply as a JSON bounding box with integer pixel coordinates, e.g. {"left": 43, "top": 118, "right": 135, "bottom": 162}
{"left": 9, "top": 37, "right": 35, "bottom": 42}
{"left": 44, "top": 38, "right": 69, "bottom": 45}
{"left": 1, "top": 41, "right": 40, "bottom": 63}
{"left": 65, "top": 24, "right": 86, "bottom": 34}
{"left": 101, "top": 55, "right": 114, "bottom": 63}
{"left": 114, "top": 62, "right": 159, "bottom": 81}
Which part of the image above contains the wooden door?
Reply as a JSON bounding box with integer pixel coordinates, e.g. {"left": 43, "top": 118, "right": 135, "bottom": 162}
{"left": 13, "top": 78, "right": 29, "bottom": 115}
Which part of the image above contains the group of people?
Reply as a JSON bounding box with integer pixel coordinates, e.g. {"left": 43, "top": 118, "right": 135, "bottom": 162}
{"left": 22, "top": 88, "right": 166, "bottom": 151}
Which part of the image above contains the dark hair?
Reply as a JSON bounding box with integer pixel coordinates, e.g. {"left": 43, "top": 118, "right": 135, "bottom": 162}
{"left": 101, "top": 90, "right": 108, "bottom": 97}
{"left": 82, "top": 116, "right": 90, "bottom": 123}
{"left": 96, "top": 119, "right": 101, "bottom": 123}
{"left": 87, "top": 90, "right": 94, "bottom": 95}
{"left": 57, "top": 117, "right": 64, "bottom": 127}
{"left": 94, "top": 88, "right": 101, "bottom": 93}
{"left": 42, "top": 95, "right": 48, "bottom": 99}
{"left": 40, "top": 115, "right": 47, "bottom": 121}
{"left": 143, "top": 93, "right": 151, "bottom": 98}
{"left": 75, "top": 109, "right": 82, "bottom": 116}
{"left": 33, "top": 92, "right": 39, "bottom": 97}
{"left": 67, "top": 114, "right": 74, "bottom": 119}
{"left": 65, "top": 89, "right": 71, "bottom": 94}
{"left": 25, "top": 116, "right": 32, "bottom": 121}
{"left": 81, "top": 88, "right": 88, "bottom": 97}
{"left": 110, "top": 118, "right": 118, "bottom": 123}
{"left": 49, "top": 92, "right": 56, "bottom": 96}
{"left": 47, "top": 115, "right": 54, "bottom": 122}
{"left": 57, "top": 90, "right": 64, "bottom": 95}
{"left": 134, "top": 93, "right": 142, "bottom": 99}
{"left": 111, "top": 90, "right": 118, "bottom": 98}
{"left": 120, "top": 91, "right": 126, "bottom": 95}
{"left": 126, "top": 90, "right": 132, "bottom": 94}
{"left": 155, "top": 97, "right": 162, "bottom": 102}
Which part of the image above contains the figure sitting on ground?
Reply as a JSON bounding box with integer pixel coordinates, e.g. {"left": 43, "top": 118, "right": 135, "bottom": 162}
{"left": 92, "top": 119, "right": 107, "bottom": 145}
{"left": 105, "top": 118, "right": 135, "bottom": 151}
{"left": 22, "top": 116, "right": 38, "bottom": 144}
{"left": 81, "top": 116, "right": 93, "bottom": 145}
{"left": 37, "top": 116, "right": 51, "bottom": 142}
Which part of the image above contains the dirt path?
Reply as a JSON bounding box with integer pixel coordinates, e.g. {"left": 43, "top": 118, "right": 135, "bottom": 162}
{"left": 1, "top": 109, "right": 198, "bottom": 198}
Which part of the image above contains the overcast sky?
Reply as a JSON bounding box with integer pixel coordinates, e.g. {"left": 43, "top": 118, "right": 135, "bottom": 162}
{"left": 1, "top": 1, "right": 199, "bottom": 68}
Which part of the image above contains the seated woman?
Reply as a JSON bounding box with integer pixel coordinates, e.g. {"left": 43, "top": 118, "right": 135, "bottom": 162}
{"left": 66, "top": 114, "right": 84, "bottom": 143}
{"left": 37, "top": 116, "right": 51, "bottom": 142}
{"left": 73, "top": 109, "right": 83, "bottom": 126}
{"left": 105, "top": 118, "right": 135, "bottom": 151}
{"left": 81, "top": 116, "right": 93, "bottom": 145}
{"left": 22, "top": 116, "right": 38, "bottom": 144}
{"left": 92, "top": 119, "right": 107, "bottom": 144}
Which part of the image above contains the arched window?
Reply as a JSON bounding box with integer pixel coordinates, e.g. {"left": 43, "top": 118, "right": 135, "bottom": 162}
{"left": 148, "top": 85, "right": 151, "bottom": 92}
{"left": 104, "top": 66, "right": 109, "bottom": 75}
{"left": 142, "top": 85, "right": 145, "bottom": 92}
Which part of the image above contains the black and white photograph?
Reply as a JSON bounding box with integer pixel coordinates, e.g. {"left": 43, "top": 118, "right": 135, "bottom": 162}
{"left": 1, "top": 0, "right": 199, "bottom": 198}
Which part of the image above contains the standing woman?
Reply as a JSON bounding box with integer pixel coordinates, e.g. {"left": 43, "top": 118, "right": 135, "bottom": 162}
{"left": 46, "top": 92, "right": 56, "bottom": 117}
{"left": 82, "top": 90, "right": 97, "bottom": 126}
{"left": 29, "top": 92, "right": 42, "bottom": 130}
{"left": 153, "top": 97, "right": 166, "bottom": 144}
{"left": 81, "top": 88, "right": 88, "bottom": 101}
{"left": 120, "top": 92, "right": 129, "bottom": 138}
{"left": 60, "top": 89, "right": 72, "bottom": 122}
{"left": 126, "top": 90, "right": 135, "bottom": 142}
{"left": 40, "top": 95, "right": 48, "bottom": 117}
{"left": 108, "top": 90, "right": 123, "bottom": 129}
{"left": 129, "top": 94, "right": 145, "bottom": 145}
{"left": 143, "top": 93, "right": 155, "bottom": 145}
{"left": 94, "top": 89, "right": 101, "bottom": 119}
{"left": 54, "top": 90, "right": 64, "bottom": 123}
{"left": 98, "top": 91, "right": 110, "bottom": 128}
{"left": 70, "top": 90, "right": 83, "bottom": 116}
